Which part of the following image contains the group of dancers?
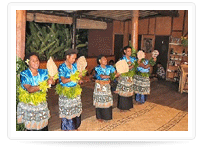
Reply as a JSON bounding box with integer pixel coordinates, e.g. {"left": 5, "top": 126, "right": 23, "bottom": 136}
{"left": 17, "top": 46, "right": 157, "bottom": 131}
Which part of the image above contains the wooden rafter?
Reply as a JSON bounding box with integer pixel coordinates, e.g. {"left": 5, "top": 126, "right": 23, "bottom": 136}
{"left": 26, "top": 10, "right": 179, "bottom": 22}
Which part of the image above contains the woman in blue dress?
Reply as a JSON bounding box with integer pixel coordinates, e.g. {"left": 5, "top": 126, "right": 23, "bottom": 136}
{"left": 17, "top": 52, "right": 55, "bottom": 131}
{"left": 56, "top": 49, "right": 83, "bottom": 131}
{"left": 93, "top": 55, "right": 119, "bottom": 121}
{"left": 116, "top": 46, "right": 137, "bottom": 111}
{"left": 133, "top": 51, "right": 156, "bottom": 103}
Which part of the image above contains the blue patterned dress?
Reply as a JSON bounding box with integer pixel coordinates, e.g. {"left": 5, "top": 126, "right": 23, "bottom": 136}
{"left": 120, "top": 55, "right": 137, "bottom": 66}
{"left": 58, "top": 62, "right": 82, "bottom": 130}
{"left": 93, "top": 65, "right": 115, "bottom": 120}
{"left": 134, "top": 59, "right": 150, "bottom": 103}
{"left": 17, "top": 68, "right": 50, "bottom": 131}
{"left": 20, "top": 69, "right": 49, "bottom": 89}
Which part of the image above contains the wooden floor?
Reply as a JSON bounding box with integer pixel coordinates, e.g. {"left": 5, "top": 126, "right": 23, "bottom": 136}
{"left": 47, "top": 78, "right": 188, "bottom": 131}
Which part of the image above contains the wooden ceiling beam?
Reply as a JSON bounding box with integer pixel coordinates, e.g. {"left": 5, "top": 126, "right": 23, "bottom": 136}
{"left": 27, "top": 10, "right": 112, "bottom": 23}
{"left": 151, "top": 10, "right": 179, "bottom": 17}
{"left": 26, "top": 12, "right": 107, "bottom": 30}
{"left": 27, "top": 10, "right": 74, "bottom": 17}
{"left": 26, "top": 12, "right": 73, "bottom": 24}
{"left": 27, "top": 10, "right": 179, "bottom": 22}
{"left": 75, "top": 10, "right": 97, "bottom": 14}
{"left": 77, "top": 14, "right": 113, "bottom": 23}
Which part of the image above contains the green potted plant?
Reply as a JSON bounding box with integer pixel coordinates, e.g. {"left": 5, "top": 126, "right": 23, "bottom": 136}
{"left": 181, "top": 36, "right": 188, "bottom": 47}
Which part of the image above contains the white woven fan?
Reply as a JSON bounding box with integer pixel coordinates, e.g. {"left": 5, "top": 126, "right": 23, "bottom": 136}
{"left": 47, "top": 57, "right": 58, "bottom": 87}
{"left": 115, "top": 59, "right": 129, "bottom": 74}
{"left": 137, "top": 50, "right": 145, "bottom": 60}
{"left": 77, "top": 56, "right": 87, "bottom": 72}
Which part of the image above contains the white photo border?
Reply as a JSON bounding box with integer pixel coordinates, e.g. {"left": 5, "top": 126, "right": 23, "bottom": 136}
{"left": 8, "top": 2, "right": 196, "bottom": 140}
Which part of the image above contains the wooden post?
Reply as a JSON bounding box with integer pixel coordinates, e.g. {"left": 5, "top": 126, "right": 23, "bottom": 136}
{"left": 16, "top": 10, "right": 26, "bottom": 60}
{"left": 131, "top": 10, "right": 139, "bottom": 51}
{"left": 72, "top": 13, "right": 77, "bottom": 49}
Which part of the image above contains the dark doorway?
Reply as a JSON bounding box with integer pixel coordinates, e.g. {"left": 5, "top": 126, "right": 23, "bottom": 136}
{"left": 114, "top": 34, "right": 124, "bottom": 62}
{"left": 138, "top": 35, "right": 142, "bottom": 50}
{"left": 154, "top": 36, "right": 169, "bottom": 73}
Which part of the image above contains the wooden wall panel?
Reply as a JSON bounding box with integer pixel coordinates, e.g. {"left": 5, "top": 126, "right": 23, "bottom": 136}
{"left": 88, "top": 23, "right": 113, "bottom": 57}
{"left": 171, "top": 31, "right": 182, "bottom": 38}
{"left": 155, "top": 17, "right": 171, "bottom": 35}
{"left": 173, "top": 10, "right": 184, "bottom": 30}
{"left": 123, "top": 21, "right": 129, "bottom": 47}
{"left": 138, "top": 19, "right": 148, "bottom": 35}
{"left": 113, "top": 20, "right": 124, "bottom": 34}
{"left": 149, "top": 18, "right": 155, "bottom": 35}
{"left": 128, "top": 20, "right": 132, "bottom": 34}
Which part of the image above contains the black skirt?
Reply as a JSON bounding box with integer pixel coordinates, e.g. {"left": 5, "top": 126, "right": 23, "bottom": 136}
{"left": 96, "top": 106, "right": 112, "bottom": 120}
{"left": 117, "top": 95, "right": 133, "bottom": 110}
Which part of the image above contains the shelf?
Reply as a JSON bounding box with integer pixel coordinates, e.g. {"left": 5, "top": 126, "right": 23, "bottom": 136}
{"left": 167, "top": 42, "right": 188, "bottom": 83}
{"left": 170, "top": 54, "right": 187, "bottom": 56}
{"left": 168, "top": 64, "right": 179, "bottom": 67}
{"left": 169, "top": 59, "right": 182, "bottom": 61}
{"left": 166, "top": 78, "right": 178, "bottom": 82}
{"left": 169, "top": 43, "right": 182, "bottom": 46}
{"left": 167, "top": 70, "right": 176, "bottom": 73}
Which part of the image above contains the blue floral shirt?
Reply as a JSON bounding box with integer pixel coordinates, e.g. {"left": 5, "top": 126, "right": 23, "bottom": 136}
{"left": 20, "top": 68, "right": 49, "bottom": 90}
{"left": 137, "top": 59, "right": 150, "bottom": 73}
{"left": 95, "top": 65, "right": 116, "bottom": 81}
{"left": 120, "top": 55, "right": 137, "bottom": 64}
{"left": 58, "top": 62, "right": 78, "bottom": 87}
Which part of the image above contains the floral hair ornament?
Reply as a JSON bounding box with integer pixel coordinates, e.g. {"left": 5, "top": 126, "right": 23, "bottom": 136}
{"left": 25, "top": 59, "right": 29, "bottom": 65}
